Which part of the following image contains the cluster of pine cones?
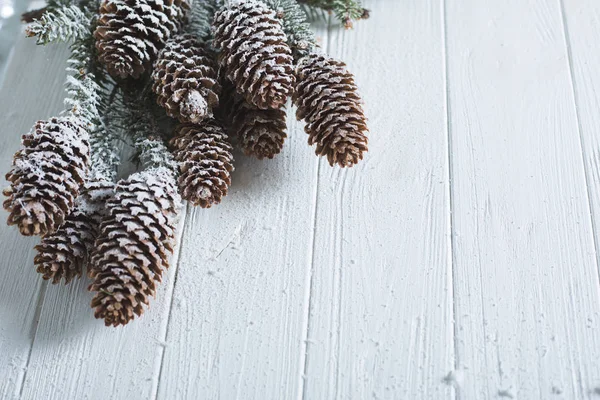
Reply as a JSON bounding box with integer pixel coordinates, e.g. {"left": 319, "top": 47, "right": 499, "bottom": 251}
{"left": 3, "top": 0, "right": 369, "bottom": 327}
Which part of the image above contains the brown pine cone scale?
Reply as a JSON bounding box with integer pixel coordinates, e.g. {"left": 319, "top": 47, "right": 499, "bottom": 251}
{"left": 94, "top": 0, "right": 190, "bottom": 79}
{"left": 34, "top": 179, "right": 114, "bottom": 284}
{"left": 212, "top": 0, "right": 295, "bottom": 109}
{"left": 170, "top": 121, "right": 234, "bottom": 208}
{"left": 220, "top": 82, "right": 287, "bottom": 159}
{"left": 152, "top": 34, "right": 220, "bottom": 123}
{"left": 294, "top": 53, "right": 368, "bottom": 167}
{"left": 3, "top": 117, "right": 90, "bottom": 236}
{"left": 89, "top": 169, "right": 180, "bottom": 327}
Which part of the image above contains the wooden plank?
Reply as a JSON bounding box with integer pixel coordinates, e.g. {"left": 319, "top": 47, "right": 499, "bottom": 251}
{"left": 445, "top": 0, "right": 600, "bottom": 398}
{"left": 155, "top": 29, "right": 329, "bottom": 400}
{"left": 20, "top": 211, "right": 188, "bottom": 400}
{"left": 0, "top": 36, "right": 69, "bottom": 399}
{"left": 302, "top": 1, "right": 454, "bottom": 398}
{"left": 562, "top": 0, "right": 600, "bottom": 296}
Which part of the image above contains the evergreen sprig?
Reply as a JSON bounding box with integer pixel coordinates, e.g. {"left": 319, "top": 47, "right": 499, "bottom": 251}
{"left": 25, "top": 4, "right": 91, "bottom": 45}
{"left": 297, "top": 0, "right": 368, "bottom": 28}
{"left": 121, "top": 86, "right": 179, "bottom": 174}
{"left": 188, "top": 0, "right": 224, "bottom": 41}
{"left": 265, "top": 0, "right": 317, "bottom": 57}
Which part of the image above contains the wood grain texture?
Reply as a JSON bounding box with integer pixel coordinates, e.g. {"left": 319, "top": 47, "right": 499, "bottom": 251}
{"left": 562, "top": 0, "right": 600, "bottom": 299}
{"left": 19, "top": 209, "right": 188, "bottom": 400}
{"left": 302, "top": 1, "right": 454, "bottom": 399}
{"left": 0, "top": 37, "right": 69, "bottom": 399}
{"left": 445, "top": 0, "right": 600, "bottom": 398}
{"left": 155, "top": 77, "right": 325, "bottom": 400}
{"left": 3, "top": 0, "right": 600, "bottom": 399}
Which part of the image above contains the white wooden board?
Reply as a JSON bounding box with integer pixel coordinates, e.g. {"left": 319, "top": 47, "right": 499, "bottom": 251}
{"left": 1, "top": 0, "right": 600, "bottom": 399}
{"left": 445, "top": 0, "right": 600, "bottom": 398}
{"left": 302, "top": 1, "right": 454, "bottom": 399}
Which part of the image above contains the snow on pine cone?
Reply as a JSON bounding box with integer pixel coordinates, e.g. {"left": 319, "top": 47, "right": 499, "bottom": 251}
{"left": 3, "top": 117, "right": 90, "bottom": 236}
{"left": 34, "top": 179, "right": 114, "bottom": 284}
{"left": 293, "top": 53, "right": 368, "bottom": 167}
{"left": 212, "top": 0, "right": 295, "bottom": 109}
{"left": 94, "top": 0, "right": 190, "bottom": 79}
{"left": 152, "top": 34, "right": 220, "bottom": 124}
{"left": 89, "top": 169, "right": 181, "bottom": 327}
{"left": 170, "top": 121, "right": 234, "bottom": 208}
{"left": 220, "top": 81, "right": 287, "bottom": 159}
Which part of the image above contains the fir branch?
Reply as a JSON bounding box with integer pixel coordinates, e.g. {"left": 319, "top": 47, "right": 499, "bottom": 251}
{"left": 88, "top": 87, "right": 121, "bottom": 182}
{"left": 121, "top": 85, "right": 178, "bottom": 173}
{"left": 297, "top": 0, "right": 368, "bottom": 28}
{"left": 64, "top": 38, "right": 105, "bottom": 129}
{"left": 136, "top": 136, "right": 178, "bottom": 173}
{"left": 264, "top": 0, "right": 317, "bottom": 57}
{"left": 63, "top": 27, "right": 120, "bottom": 182}
{"left": 25, "top": 4, "right": 91, "bottom": 45}
{"left": 187, "top": 0, "right": 224, "bottom": 41}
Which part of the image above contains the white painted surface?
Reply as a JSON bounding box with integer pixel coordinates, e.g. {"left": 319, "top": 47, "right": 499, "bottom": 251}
{"left": 1, "top": 0, "right": 600, "bottom": 399}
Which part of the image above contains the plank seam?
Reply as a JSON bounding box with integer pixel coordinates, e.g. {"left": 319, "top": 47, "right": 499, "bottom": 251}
{"left": 558, "top": 0, "right": 600, "bottom": 285}
{"left": 151, "top": 203, "right": 190, "bottom": 400}
{"left": 298, "top": 16, "right": 331, "bottom": 400}
{"left": 441, "top": 1, "right": 460, "bottom": 399}
{"left": 17, "top": 280, "right": 48, "bottom": 399}
{"left": 298, "top": 154, "right": 322, "bottom": 400}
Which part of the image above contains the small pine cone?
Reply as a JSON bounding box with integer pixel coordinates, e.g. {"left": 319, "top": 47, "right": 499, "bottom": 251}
{"left": 34, "top": 180, "right": 114, "bottom": 284}
{"left": 152, "top": 34, "right": 220, "bottom": 124}
{"left": 235, "top": 106, "right": 287, "bottom": 159}
{"left": 170, "top": 121, "right": 234, "bottom": 208}
{"left": 218, "top": 81, "right": 287, "bottom": 159}
{"left": 89, "top": 169, "right": 181, "bottom": 327}
{"left": 94, "top": 0, "right": 190, "bottom": 79}
{"left": 3, "top": 117, "right": 90, "bottom": 236}
{"left": 293, "top": 54, "right": 368, "bottom": 167}
{"left": 212, "top": 0, "right": 295, "bottom": 109}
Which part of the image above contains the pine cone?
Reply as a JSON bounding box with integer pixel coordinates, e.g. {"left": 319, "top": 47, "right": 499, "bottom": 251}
{"left": 3, "top": 117, "right": 90, "bottom": 236}
{"left": 170, "top": 121, "right": 234, "bottom": 208}
{"left": 293, "top": 53, "right": 368, "bottom": 167}
{"left": 94, "top": 0, "right": 190, "bottom": 79}
{"left": 220, "top": 82, "right": 287, "bottom": 159}
{"left": 212, "top": 0, "right": 295, "bottom": 109}
{"left": 152, "top": 34, "right": 220, "bottom": 123}
{"left": 89, "top": 169, "right": 180, "bottom": 327}
{"left": 34, "top": 179, "right": 114, "bottom": 284}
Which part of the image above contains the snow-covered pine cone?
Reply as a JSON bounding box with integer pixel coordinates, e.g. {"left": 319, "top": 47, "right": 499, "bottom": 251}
{"left": 235, "top": 105, "right": 287, "bottom": 159}
{"left": 3, "top": 117, "right": 90, "bottom": 236}
{"left": 220, "top": 81, "right": 287, "bottom": 159}
{"left": 152, "top": 34, "right": 220, "bottom": 124}
{"left": 94, "top": 0, "right": 190, "bottom": 79}
{"left": 293, "top": 53, "right": 368, "bottom": 167}
{"left": 34, "top": 179, "right": 114, "bottom": 284}
{"left": 170, "top": 121, "right": 234, "bottom": 208}
{"left": 212, "top": 0, "right": 295, "bottom": 109}
{"left": 89, "top": 169, "right": 181, "bottom": 327}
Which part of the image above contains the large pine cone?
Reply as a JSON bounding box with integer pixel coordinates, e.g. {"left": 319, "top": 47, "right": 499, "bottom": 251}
{"left": 170, "top": 121, "right": 234, "bottom": 208}
{"left": 212, "top": 0, "right": 295, "bottom": 109}
{"left": 34, "top": 179, "right": 114, "bottom": 284}
{"left": 220, "top": 82, "right": 287, "bottom": 159}
{"left": 3, "top": 117, "right": 90, "bottom": 236}
{"left": 94, "top": 0, "right": 190, "bottom": 79}
{"left": 152, "top": 34, "right": 220, "bottom": 124}
{"left": 294, "top": 54, "right": 368, "bottom": 167}
{"left": 89, "top": 169, "right": 181, "bottom": 327}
